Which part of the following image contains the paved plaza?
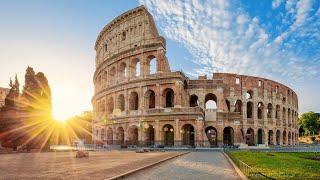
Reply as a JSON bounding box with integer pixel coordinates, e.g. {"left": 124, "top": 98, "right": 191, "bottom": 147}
{"left": 127, "top": 151, "right": 241, "bottom": 180}
{"left": 0, "top": 151, "right": 181, "bottom": 179}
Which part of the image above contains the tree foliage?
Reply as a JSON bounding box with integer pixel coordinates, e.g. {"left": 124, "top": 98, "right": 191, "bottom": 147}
{"left": 298, "top": 111, "right": 320, "bottom": 135}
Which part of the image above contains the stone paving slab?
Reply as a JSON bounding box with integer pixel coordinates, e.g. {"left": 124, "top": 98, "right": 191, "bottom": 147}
{"left": 0, "top": 151, "right": 182, "bottom": 179}
{"left": 127, "top": 152, "right": 241, "bottom": 180}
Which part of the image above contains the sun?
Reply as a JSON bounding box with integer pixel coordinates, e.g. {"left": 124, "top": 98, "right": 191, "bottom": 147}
{"left": 52, "top": 111, "right": 70, "bottom": 122}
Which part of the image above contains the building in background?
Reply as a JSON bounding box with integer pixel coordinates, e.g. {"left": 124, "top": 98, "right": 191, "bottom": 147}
{"left": 92, "top": 6, "right": 299, "bottom": 147}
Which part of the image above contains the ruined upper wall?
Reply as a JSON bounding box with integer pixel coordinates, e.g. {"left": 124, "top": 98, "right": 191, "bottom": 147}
{"left": 95, "top": 6, "right": 164, "bottom": 67}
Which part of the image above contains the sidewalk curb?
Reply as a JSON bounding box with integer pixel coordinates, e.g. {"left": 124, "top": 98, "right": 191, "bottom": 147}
{"left": 222, "top": 152, "right": 248, "bottom": 180}
{"left": 108, "top": 151, "right": 190, "bottom": 180}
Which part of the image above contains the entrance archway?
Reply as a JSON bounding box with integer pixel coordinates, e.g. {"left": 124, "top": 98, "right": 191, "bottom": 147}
{"left": 223, "top": 127, "right": 234, "bottom": 146}
{"left": 163, "top": 124, "right": 174, "bottom": 146}
{"left": 268, "top": 130, "right": 273, "bottom": 145}
{"left": 116, "top": 127, "right": 124, "bottom": 145}
{"left": 107, "top": 128, "right": 113, "bottom": 145}
{"left": 145, "top": 124, "right": 155, "bottom": 145}
{"left": 276, "top": 130, "right": 281, "bottom": 145}
{"left": 246, "top": 128, "right": 254, "bottom": 146}
{"left": 205, "top": 126, "right": 217, "bottom": 147}
{"left": 128, "top": 125, "right": 139, "bottom": 145}
{"left": 181, "top": 124, "right": 195, "bottom": 146}
{"left": 283, "top": 130, "right": 287, "bottom": 145}
{"left": 257, "top": 129, "right": 264, "bottom": 144}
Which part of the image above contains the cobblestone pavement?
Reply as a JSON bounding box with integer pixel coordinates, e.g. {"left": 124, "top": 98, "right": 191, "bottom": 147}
{"left": 127, "top": 151, "right": 241, "bottom": 180}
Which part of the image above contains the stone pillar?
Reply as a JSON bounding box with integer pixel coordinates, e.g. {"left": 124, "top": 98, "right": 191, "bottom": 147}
{"left": 156, "top": 84, "right": 161, "bottom": 108}
{"left": 279, "top": 130, "right": 283, "bottom": 145}
{"left": 175, "top": 119, "right": 180, "bottom": 146}
{"left": 265, "top": 129, "right": 269, "bottom": 146}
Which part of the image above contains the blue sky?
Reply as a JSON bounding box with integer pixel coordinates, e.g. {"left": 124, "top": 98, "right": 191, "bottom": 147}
{"left": 0, "top": 0, "right": 319, "bottom": 119}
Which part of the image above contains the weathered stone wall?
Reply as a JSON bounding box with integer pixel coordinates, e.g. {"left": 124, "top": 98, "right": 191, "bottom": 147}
{"left": 92, "top": 6, "right": 299, "bottom": 147}
{"left": 0, "top": 87, "right": 10, "bottom": 107}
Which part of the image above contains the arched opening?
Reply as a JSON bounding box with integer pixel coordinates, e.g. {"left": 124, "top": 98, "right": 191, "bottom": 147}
{"left": 181, "top": 124, "right": 195, "bottom": 147}
{"left": 101, "top": 128, "right": 105, "bottom": 141}
{"left": 128, "top": 125, "right": 139, "bottom": 145}
{"left": 116, "top": 127, "right": 124, "bottom": 145}
{"left": 257, "top": 102, "right": 264, "bottom": 119}
{"left": 283, "top": 131, "right": 287, "bottom": 145}
{"left": 226, "top": 100, "right": 230, "bottom": 112}
{"left": 223, "top": 127, "right": 234, "bottom": 146}
{"left": 147, "top": 55, "right": 157, "bottom": 75}
{"left": 107, "top": 128, "right": 113, "bottom": 145}
{"left": 189, "top": 94, "right": 199, "bottom": 107}
{"left": 234, "top": 100, "right": 242, "bottom": 114}
{"left": 246, "top": 128, "right": 255, "bottom": 146}
{"left": 117, "top": 94, "right": 125, "bottom": 112}
{"left": 288, "top": 132, "right": 291, "bottom": 145}
{"left": 205, "top": 126, "right": 217, "bottom": 147}
{"left": 163, "top": 88, "right": 174, "bottom": 108}
{"left": 275, "top": 105, "right": 280, "bottom": 119}
{"left": 288, "top": 108, "right": 291, "bottom": 125}
{"left": 257, "top": 129, "right": 264, "bottom": 144}
{"left": 119, "top": 62, "right": 127, "bottom": 79}
{"left": 268, "top": 130, "right": 273, "bottom": 145}
{"left": 129, "top": 91, "right": 139, "bottom": 110}
{"left": 205, "top": 93, "right": 217, "bottom": 109}
{"left": 282, "top": 108, "right": 286, "bottom": 124}
{"left": 109, "top": 66, "right": 116, "bottom": 84}
{"left": 145, "top": 124, "right": 155, "bottom": 145}
{"left": 267, "top": 103, "right": 273, "bottom": 118}
{"left": 145, "top": 90, "right": 155, "bottom": 109}
{"left": 131, "top": 58, "right": 141, "bottom": 77}
{"left": 163, "top": 124, "right": 174, "bottom": 146}
{"left": 107, "top": 97, "right": 114, "bottom": 114}
{"left": 247, "top": 102, "right": 253, "bottom": 118}
{"left": 276, "top": 130, "right": 281, "bottom": 145}
{"left": 245, "top": 90, "right": 253, "bottom": 99}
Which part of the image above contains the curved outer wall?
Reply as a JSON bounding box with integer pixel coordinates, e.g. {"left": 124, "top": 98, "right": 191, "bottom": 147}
{"left": 92, "top": 6, "right": 299, "bottom": 147}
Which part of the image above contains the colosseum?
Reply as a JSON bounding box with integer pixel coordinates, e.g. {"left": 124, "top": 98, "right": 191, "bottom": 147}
{"left": 92, "top": 6, "right": 299, "bottom": 148}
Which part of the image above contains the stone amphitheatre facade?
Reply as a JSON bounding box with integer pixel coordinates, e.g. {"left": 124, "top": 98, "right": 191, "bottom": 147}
{"left": 92, "top": 6, "right": 299, "bottom": 147}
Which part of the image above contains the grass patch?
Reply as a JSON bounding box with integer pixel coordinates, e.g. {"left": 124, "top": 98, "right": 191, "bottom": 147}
{"left": 229, "top": 151, "right": 320, "bottom": 179}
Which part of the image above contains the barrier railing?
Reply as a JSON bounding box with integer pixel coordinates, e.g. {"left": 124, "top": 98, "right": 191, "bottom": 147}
{"left": 225, "top": 150, "right": 275, "bottom": 180}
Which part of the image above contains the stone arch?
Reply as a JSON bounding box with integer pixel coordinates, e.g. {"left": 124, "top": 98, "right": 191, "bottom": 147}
{"left": 107, "top": 127, "right": 113, "bottom": 145}
{"left": 116, "top": 127, "right": 125, "bottom": 145}
{"left": 117, "top": 94, "right": 125, "bottom": 112}
{"left": 181, "top": 124, "right": 195, "bottom": 146}
{"left": 205, "top": 126, "right": 218, "bottom": 146}
{"left": 275, "top": 105, "right": 280, "bottom": 119}
{"left": 131, "top": 58, "right": 141, "bottom": 77}
{"left": 276, "top": 130, "right": 281, "bottom": 145}
{"left": 234, "top": 100, "right": 242, "bottom": 114}
{"left": 282, "top": 107, "right": 286, "bottom": 124}
{"left": 163, "top": 88, "right": 174, "bottom": 108}
{"left": 107, "top": 97, "right": 114, "bottom": 114}
{"left": 119, "top": 62, "right": 127, "bottom": 79}
{"left": 128, "top": 125, "right": 139, "bottom": 145}
{"left": 101, "top": 128, "right": 106, "bottom": 141}
{"left": 288, "top": 108, "right": 291, "bottom": 125}
{"left": 247, "top": 101, "right": 253, "bottom": 118}
{"left": 163, "top": 124, "right": 174, "bottom": 146}
{"left": 288, "top": 131, "right": 291, "bottom": 145}
{"left": 283, "top": 130, "right": 287, "bottom": 145}
{"left": 246, "top": 128, "right": 255, "bottom": 146}
{"left": 189, "top": 94, "right": 199, "bottom": 107}
{"left": 223, "top": 127, "right": 234, "bottom": 146}
{"left": 257, "top": 102, "right": 264, "bottom": 119}
{"left": 267, "top": 103, "right": 273, "bottom": 118}
{"left": 109, "top": 66, "right": 116, "bottom": 84}
{"left": 268, "top": 130, "right": 274, "bottom": 145}
{"left": 245, "top": 90, "right": 253, "bottom": 99}
{"left": 205, "top": 93, "right": 217, "bottom": 110}
{"left": 145, "top": 124, "right": 155, "bottom": 145}
{"left": 146, "top": 55, "right": 157, "bottom": 75}
{"left": 145, "top": 89, "right": 156, "bottom": 109}
{"left": 257, "top": 128, "right": 264, "bottom": 144}
{"left": 129, "top": 91, "right": 139, "bottom": 110}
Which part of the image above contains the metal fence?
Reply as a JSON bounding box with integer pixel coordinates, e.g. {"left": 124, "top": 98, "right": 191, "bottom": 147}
{"left": 225, "top": 150, "right": 275, "bottom": 180}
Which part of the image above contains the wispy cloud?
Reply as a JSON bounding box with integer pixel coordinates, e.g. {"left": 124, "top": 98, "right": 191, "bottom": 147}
{"left": 139, "top": 0, "right": 320, "bottom": 85}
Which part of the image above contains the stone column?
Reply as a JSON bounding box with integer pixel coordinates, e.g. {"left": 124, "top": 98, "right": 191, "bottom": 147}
{"left": 265, "top": 129, "right": 269, "bottom": 146}
{"left": 155, "top": 120, "right": 161, "bottom": 145}
{"left": 175, "top": 119, "right": 180, "bottom": 146}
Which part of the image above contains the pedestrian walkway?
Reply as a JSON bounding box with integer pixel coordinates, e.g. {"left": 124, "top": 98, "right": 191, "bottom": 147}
{"left": 127, "top": 152, "right": 241, "bottom": 180}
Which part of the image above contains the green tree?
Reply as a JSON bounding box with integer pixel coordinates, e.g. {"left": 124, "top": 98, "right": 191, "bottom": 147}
{"left": 298, "top": 112, "right": 320, "bottom": 136}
